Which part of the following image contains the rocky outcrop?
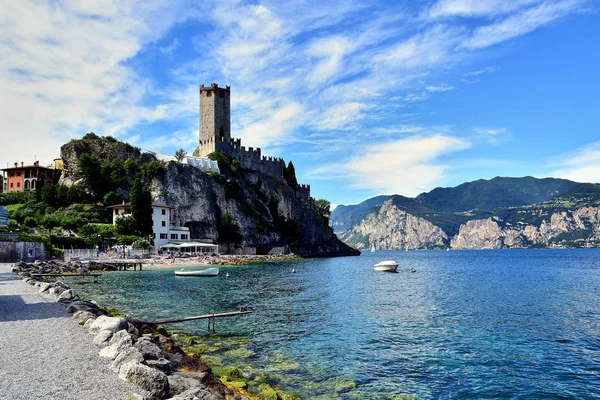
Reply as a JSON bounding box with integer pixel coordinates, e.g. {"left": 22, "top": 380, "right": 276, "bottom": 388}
{"left": 451, "top": 207, "right": 600, "bottom": 249}
{"left": 342, "top": 198, "right": 448, "bottom": 250}
{"left": 59, "top": 135, "right": 357, "bottom": 258}
{"left": 150, "top": 160, "right": 357, "bottom": 257}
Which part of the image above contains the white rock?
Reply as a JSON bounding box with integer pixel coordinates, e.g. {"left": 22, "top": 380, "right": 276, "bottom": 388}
{"left": 110, "top": 347, "right": 144, "bottom": 373}
{"left": 99, "top": 330, "right": 133, "bottom": 359}
{"left": 118, "top": 360, "right": 169, "bottom": 399}
{"left": 93, "top": 330, "right": 114, "bottom": 348}
{"left": 72, "top": 310, "right": 97, "bottom": 325}
{"left": 38, "top": 282, "right": 51, "bottom": 293}
{"left": 89, "top": 315, "right": 129, "bottom": 336}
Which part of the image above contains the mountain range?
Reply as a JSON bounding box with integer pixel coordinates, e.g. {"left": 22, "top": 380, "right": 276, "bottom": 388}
{"left": 332, "top": 177, "right": 600, "bottom": 250}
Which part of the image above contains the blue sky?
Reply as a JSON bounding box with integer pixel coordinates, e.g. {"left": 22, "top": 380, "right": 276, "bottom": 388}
{"left": 1, "top": 0, "right": 599, "bottom": 206}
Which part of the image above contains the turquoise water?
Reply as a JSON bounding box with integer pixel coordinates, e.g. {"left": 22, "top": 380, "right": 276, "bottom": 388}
{"left": 70, "top": 249, "right": 600, "bottom": 399}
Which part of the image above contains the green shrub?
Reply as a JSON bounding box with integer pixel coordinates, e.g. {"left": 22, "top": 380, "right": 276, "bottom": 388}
{"left": 103, "top": 191, "right": 122, "bottom": 206}
{"left": 140, "top": 161, "right": 165, "bottom": 180}
{"left": 23, "top": 216, "right": 38, "bottom": 228}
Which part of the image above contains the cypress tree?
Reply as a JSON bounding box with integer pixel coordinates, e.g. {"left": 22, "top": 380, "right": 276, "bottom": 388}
{"left": 285, "top": 161, "right": 299, "bottom": 190}
{"left": 130, "top": 178, "right": 153, "bottom": 237}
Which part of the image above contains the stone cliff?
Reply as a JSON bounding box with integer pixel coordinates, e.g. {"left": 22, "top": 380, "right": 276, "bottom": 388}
{"left": 59, "top": 135, "right": 358, "bottom": 257}
{"left": 451, "top": 207, "right": 600, "bottom": 249}
{"left": 341, "top": 198, "right": 449, "bottom": 250}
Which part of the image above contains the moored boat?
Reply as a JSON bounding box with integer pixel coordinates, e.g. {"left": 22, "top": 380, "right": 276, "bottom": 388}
{"left": 373, "top": 260, "right": 399, "bottom": 272}
{"left": 175, "top": 267, "right": 220, "bottom": 277}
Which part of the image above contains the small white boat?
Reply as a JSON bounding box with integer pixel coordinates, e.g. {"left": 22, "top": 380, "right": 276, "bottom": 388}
{"left": 175, "top": 267, "right": 219, "bottom": 277}
{"left": 373, "top": 260, "right": 399, "bottom": 272}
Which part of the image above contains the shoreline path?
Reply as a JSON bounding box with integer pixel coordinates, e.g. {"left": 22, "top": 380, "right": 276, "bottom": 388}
{"left": 0, "top": 263, "right": 143, "bottom": 400}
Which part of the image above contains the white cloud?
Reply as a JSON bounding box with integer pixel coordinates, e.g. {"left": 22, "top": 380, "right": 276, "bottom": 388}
{"left": 306, "top": 36, "right": 356, "bottom": 84}
{"left": 462, "top": 65, "right": 500, "bottom": 77}
{"left": 312, "top": 102, "right": 367, "bottom": 131}
{"left": 459, "top": 0, "right": 584, "bottom": 50}
{"left": 238, "top": 102, "right": 305, "bottom": 150}
{"left": 550, "top": 141, "right": 600, "bottom": 183}
{"left": 0, "top": 0, "right": 193, "bottom": 165}
{"left": 309, "top": 135, "right": 470, "bottom": 196}
{"left": 474, "top": 126, "right": 512, "bottom": 144}
{"left": 159, "top": 38, "right": 181, "bottom": 55}
{"left": 426, "top": 84, "right": 455, "bottom": 92}
{"left": 424, "top": 0, "right": 542, "bottom": 19}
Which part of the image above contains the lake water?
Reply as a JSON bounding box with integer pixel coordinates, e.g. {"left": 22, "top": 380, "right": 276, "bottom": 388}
{"left": 71, "top": 249, "right": 600, "bottom": 399}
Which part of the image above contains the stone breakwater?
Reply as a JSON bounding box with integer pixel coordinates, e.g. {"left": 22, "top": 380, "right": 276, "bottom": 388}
{"left": 141, "top": 254, "right": 302, "bottom": 268}
{"left": 11, "top": 261, "right": 251, "bottom": 400}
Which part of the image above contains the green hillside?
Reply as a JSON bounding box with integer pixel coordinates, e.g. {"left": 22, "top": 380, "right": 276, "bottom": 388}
{"left": 415, "top": 176, "right": 577, "bottom": 212}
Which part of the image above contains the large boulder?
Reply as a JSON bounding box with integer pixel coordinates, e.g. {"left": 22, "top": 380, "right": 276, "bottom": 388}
{"left": 134, "top": 336, "right": 163, "bottom": 360}
{"left": 99, "top": 330, "right": 133, "bottom": 360}
{"left": 65, "top": 301, "right": 106, "bottom": 316}
{"left": 167, "top": 372, "right": 209, "bottom": 397}
{"left": 93, "top": 330, "right": 114, "bottom": 348}
{"left": 58, "top": 289, "right": 79, "bottom": 302}
{"left": 89, "top": 316, "right": 129, "bottom": 336}
{"left": 72, "top": 310, "right": 97, "bottom": 325}
{"left": 168, "top": 387, "right": 220, "bottom": 400}
{"left": 110, "top": 347, "right": 144, "bottom": 373}
{"left": 119, "top": 360, "right": 169, "bottom": 399}
{"left": 38, "top": 282, "right": 51, "bottom": 293}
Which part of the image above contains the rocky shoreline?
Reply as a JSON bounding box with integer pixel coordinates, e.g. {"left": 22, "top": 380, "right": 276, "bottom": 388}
{"left": 11, "top": 260, "right": 296, "bottom": 400}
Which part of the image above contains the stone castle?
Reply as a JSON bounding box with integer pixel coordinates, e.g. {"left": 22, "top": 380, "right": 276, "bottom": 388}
{"left": 193, "top": 83, "right": 310, "bottom": 202}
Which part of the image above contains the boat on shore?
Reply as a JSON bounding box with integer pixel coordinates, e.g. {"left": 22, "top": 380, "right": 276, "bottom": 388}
{"left": 175, "top": 267, "right": 220, "bottom": 277}
{"left": 373, "top": 260, "right": 399, "bottom": 272}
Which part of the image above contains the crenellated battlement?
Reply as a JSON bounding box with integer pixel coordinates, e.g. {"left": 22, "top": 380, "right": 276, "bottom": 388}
{"left": 194, "top": 83, "right": 308, "bottom": 193}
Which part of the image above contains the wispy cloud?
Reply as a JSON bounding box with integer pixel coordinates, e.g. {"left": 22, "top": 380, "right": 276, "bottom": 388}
{"left": 459, "top": 0, "right": 585, "bottom": 50}
{"left": 159, "top": 38, "right": 181, "bottom": 55}
{"left": 549, "top": 141, "right": 600, "bottom": 183}
{"left": 424, "top": 0, "right": 543, "bottom": 19}
{"left": 309, "top": 135, "right": 471, "bottom": 196}
{"left": 474, "top": 126, "right": 512, "bottom": 144}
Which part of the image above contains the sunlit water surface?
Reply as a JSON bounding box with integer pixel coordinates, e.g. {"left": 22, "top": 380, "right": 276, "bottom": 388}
{"left": 71, "top": 249, "right": 600, "bottom": 399}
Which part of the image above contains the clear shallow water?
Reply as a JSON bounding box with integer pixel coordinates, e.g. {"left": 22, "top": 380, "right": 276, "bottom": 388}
{"left": 71, "top": 249, "right": 600, "bottom": 399}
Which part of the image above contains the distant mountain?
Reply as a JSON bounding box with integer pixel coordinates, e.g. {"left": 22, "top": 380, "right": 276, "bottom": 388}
{"left": 414, "top": 176, "right": 578, "bottom": 212}
{"left": 331, "top": 177, "right": 600, "bottom": 250}
{"left": 331, "top": 195, "right": 389, "bottom": 232}
{"left": 331, "top": 176, "right": 578, "bottom": 234}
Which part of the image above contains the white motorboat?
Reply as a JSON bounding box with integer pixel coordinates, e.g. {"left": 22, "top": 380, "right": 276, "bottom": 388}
{"left": 175, "top": 267, "right": 220, "bottom": 277}
{"left": 373, "top": 260, "right": 399, "bottom": 272}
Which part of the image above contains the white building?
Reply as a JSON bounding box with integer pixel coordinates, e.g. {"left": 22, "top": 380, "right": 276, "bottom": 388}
{"left": 108, "top": 202, "right": 191, "bottom": 249}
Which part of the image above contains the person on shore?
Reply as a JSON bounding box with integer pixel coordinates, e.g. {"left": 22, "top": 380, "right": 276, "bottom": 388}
{"left": 78, "top": 265, "right": 86, "bottom": 275}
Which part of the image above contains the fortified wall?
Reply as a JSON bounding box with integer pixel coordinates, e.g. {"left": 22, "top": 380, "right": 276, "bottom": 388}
{"left": 193, "top": 83, "right": 311, "bottom": 201}
{"left": 194, "top": 136, "right": 284, "bottom": 179}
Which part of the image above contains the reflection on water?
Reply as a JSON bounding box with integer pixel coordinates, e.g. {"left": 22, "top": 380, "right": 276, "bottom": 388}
{"left": 71, "top": 249, "right": 600, "bottom": 399}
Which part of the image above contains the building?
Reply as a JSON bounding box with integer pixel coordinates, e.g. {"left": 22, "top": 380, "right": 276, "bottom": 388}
{"left": 1, "top": 161, "right": 58, "bottom": 193}
{"left": 192, "top": 83, "right": 311, "bottom": 202}
{"left": 108, "top": 202, "right": 191, "bottom": 249}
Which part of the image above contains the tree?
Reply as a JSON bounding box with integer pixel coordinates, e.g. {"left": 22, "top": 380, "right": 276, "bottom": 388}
{"left": 24, "top": 216, "right": 38, "bottom": 228}
{"left": 56, "top": 185, "right": 69, "bottom": 207}
{"left": 115, "top": 215, "right": 138, "bottom": 236}
{"left": 67, "top": 185, "right": 84, "bottom": 204}
{"left": 35, "top": 175, "right": 44, "bottom": 202}
{"left": 315, "top": 199, "right": 331, "bottom": 226}
{"left": 41, "top": 184, "right": 58, "bottom": 207}
{"left": 103, "top": 191, "right": 122, "bottom": 206}
{"left": 284, "top": 161, "right": 299, "bottom": 190}
{"left": 130, "top": 178, "right": 153, "bottom": 237}
{"left": 77, "top": 153, "right": 104, "bottom": 199}
{"left": 175, "top": 148, "right": 187, "bottom": 162}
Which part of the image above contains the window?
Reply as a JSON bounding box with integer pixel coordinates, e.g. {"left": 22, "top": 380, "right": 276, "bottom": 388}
{"left": 9, "top": 172, "right": 13, "bottom": 177}
{"left": 115, "top": 210, "right": 119, "bottom": 215}
{"left": 16, "top": 171, "right": 20, "bottom": 177}
{"left": 170, "top": 234, "right": 178, "bottom": 240}
{"left": 160, "top": 233, "right": 167, "bottom": 239}
{"left": 17, "top": 182, "right": 20, "bottom": 188}
{"left": 162, "top": 221, "right": 166, "bottom": 227}
{"left": 10, "top": 183, "right": 13, "bottom": 188}
{"left": 162, "top": 209, "right": 166, "bottom": 215}
{"left": 181, "top": 234, "right": 188, "bottom": 240}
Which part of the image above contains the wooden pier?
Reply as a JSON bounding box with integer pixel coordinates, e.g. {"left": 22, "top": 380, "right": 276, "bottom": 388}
{"left": 85, "top": 260, "right": 144, "bottom": 271}
{"left": 140, "top": 309, "right": 253, "bottom": 333}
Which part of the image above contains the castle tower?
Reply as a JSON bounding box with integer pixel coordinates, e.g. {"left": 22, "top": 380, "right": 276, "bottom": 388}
{"left": 199, "top": 83, "right": 231, "bottom": 143}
